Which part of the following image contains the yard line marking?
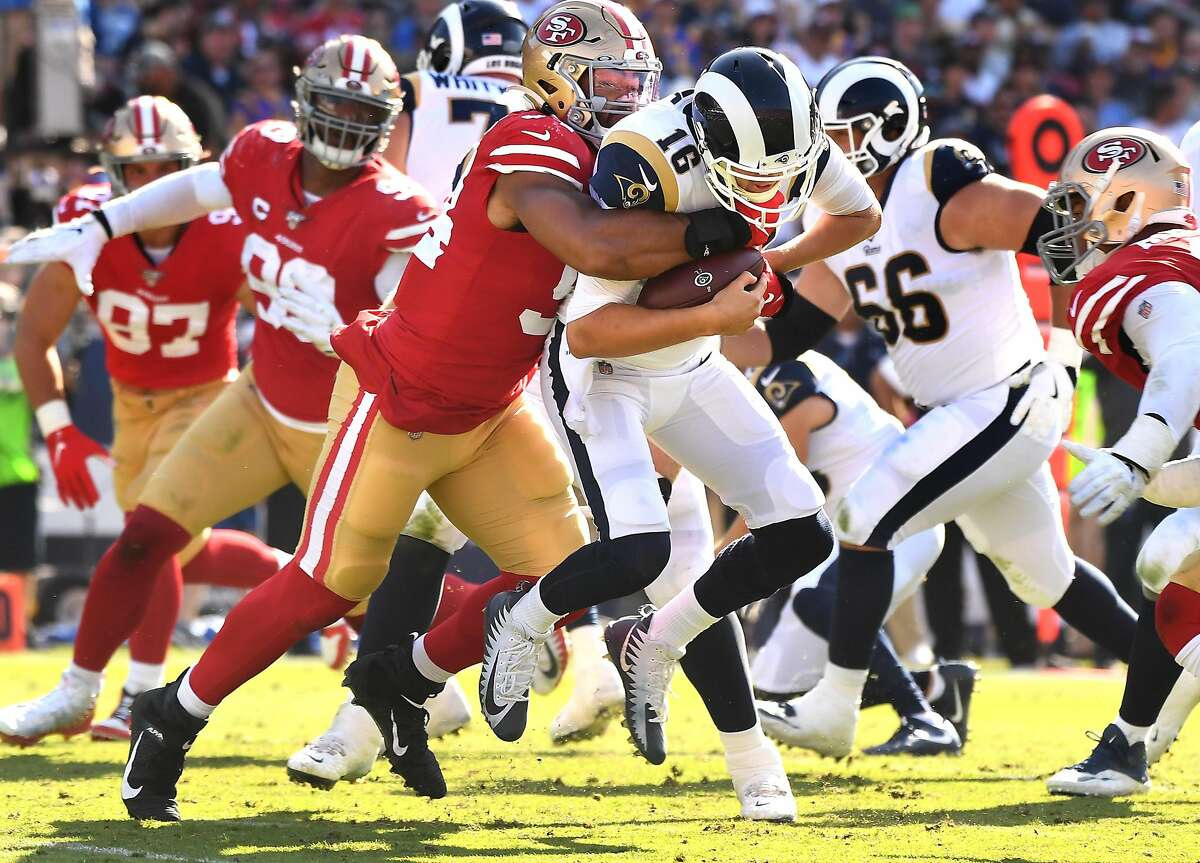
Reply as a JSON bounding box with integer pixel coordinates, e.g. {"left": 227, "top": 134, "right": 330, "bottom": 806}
{"left": 27, "top": 842, "right": 224, "bottom": 862}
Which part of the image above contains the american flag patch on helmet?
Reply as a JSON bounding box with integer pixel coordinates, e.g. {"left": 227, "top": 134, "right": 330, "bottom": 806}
{"left": 482, "top": 32, "right": 503, "bottom": 45}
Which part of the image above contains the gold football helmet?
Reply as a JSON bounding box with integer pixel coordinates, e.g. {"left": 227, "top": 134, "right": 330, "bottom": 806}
{"left": 100, "top": 96, "right": 203, "bottom": 195}
{"left": 521, "top": 0, "right": 660, "bottom": 145}
{"left": 295, "top": 35, "right": 403, "bottom": 170}
{"left": 1039, "top": 126, "right": 1192, "bottom": 284}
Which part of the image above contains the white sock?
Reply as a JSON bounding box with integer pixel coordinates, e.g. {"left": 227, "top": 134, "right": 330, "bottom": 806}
{"left": 1176, "top": 633, "right": 1200, "bottom": 677}
{"left": 568, "top": 622, "right": 605, "bottom": 671}
{"left": 1114, "top": 716, "right": 1151, "bottom": 746}
{"left": 721, "top": 723, "right": 780, "bottom": 774}
{"left": 821, "top": 662, "right": 868, "bottom": 703}
{"left": 647, "top": 585, "right": 718, "bottom": 653}
{"left": 412, "top": 635, "right": 453, "bottom": 684}
{"left": 177, "top": 668, "right": 216, "bottom": 720}
{"left": 509, "top": 580, "right": 561, "bottom": 636}
{"left": 124, "top": 661, "right": 165, "bottom": 695}
{"left": 65, "top": 663, "right": 103, "bottom": 691}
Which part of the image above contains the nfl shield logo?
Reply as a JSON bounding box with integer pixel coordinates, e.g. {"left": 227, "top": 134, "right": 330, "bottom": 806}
{"left": 143, "top": 270, "right": 162, "bottom": 287}
{"left": 286, "top": 211, "right": 306, "bottom": 230}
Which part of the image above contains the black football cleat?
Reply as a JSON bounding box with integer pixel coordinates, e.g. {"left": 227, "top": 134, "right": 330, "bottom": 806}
{"left": 343, "top": 638, "right": 446, "bottom": 799}
{"left": 1046, "top": 724, "right": 1150, "bottom": 797}
{"left": 604, "top": 608, "right": 681, "bottom": 765}
{"left": 930, "top": 660, "right": 978, "bottom": 744}
{"left": 863, "top": 714, "right": 962, "bottom": 756}
{"left": 121, "top": 673, "right": 206, "bottom": 822}
{"left": 478, "top": 590, "right": 542, "bottom": 743}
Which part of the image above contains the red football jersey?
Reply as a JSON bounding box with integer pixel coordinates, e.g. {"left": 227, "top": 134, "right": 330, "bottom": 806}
{"left": 333, "top": 111, "right": 594, "bottom": 434}
{"left": 1067, "top": 227, "right": 1200, "bottom": 428}
{"left": 220, "top": 120, "right": 438, "bottom": 426}
{"left": 55, "top": 183, "right": 244, "bottom": 391}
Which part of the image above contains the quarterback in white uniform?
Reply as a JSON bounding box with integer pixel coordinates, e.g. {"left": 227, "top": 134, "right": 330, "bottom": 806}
{"left": 731, "top": 56, "right": 1137, "bottom": 758}
{"left": 473, "top": 47, "right": 879, "bottom": 822}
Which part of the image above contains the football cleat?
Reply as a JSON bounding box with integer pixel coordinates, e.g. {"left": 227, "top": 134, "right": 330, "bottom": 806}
{"left": 730, "top": 762, "right": 796, "bottom": 822}
{"left": 0, "top": 670, "right": 99, "bottom": 747}
{"left": 121, "top": 674, "right": 206, "bottom": 822}
{"left": 426, "top": 676, "right": 472, "bottom": 739}
{"left": 756, "top": 678, "right": 859, "bottom": 758}
{"left": 91, "top": 688, "right": 137, "bottom": 741}
{"left": 605, "top": 608, "right": 681, "bottom": 765}
{"left": 320, "top": 620, "right": 356, "bottom": 671}
{"left": 478, "top": 590, "right": 547, "bottom": 742}
{"left": 533, "top": 629, "right": 570, "bottom": 696}
{"left": 550, "top": 656, "right": 624, "bottom": 745}
{"left": 342, "top": 639, "right": 446, "bottom": 799}
{"left": 1147, "top": 670, "right": 1200, "bottom": 765}
{"left": 929, "top": 660, "right": 978, "bottom": 744}
{"left": 1046, "top": 724, "right": 1150, "bottom": 798}
{"left": 287, "top": 699, "right": 383, "bottom": 790}
{"left": 863, "top": 714, "right": 962, "bottom": 756}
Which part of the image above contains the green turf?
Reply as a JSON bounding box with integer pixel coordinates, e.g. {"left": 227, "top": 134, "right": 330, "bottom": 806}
{"left": 1, "top": 648, "right": 1197, "bottom": 863}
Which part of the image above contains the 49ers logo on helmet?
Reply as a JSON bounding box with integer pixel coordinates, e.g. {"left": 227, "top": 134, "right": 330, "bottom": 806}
{"left": 537, "top": 12, "right": 586, "bottom": 46}
{"left": 1083, "top": 137, "right": 1148, "bottom": 173}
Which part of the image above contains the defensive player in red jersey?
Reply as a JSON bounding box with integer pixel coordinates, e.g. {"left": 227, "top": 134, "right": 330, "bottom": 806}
{"left": 0, "top": 96, "right": 288, "bottom": 745}
{"left": 1034, "top": 128, "right": 1200, "bottom": 796}
{"left": 2, "top": 37, "right": 442, "bottom": 764}
{"left": 97, "top": 0, "right": 757, "bottom": 820}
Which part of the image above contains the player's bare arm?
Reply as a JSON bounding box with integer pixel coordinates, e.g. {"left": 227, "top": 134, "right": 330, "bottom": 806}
{"left": 13, "top": 262, "right": 81, "bottom": 410}
{"left": 938, "top": 174, "right": 1044, "bottom": 252}
{"left": 763, "top": 204, "right": 880, "bottom": 273}
{"left": 721, "top": 258, "right": 850, "bottom": 368}
{"left": 567, "top": 270, "right": 767, "bottom": 359}
{"left": 492, "top": 171, "right": 737, "bottom": 280}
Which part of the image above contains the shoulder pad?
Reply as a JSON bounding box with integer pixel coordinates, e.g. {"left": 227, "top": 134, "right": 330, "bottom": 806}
{"left": 401, "top": 72, "right": 420, "bottom": 113}
{"left": 592, "top": 130, "right": 680, "bottom": 212}
{"left": 924, "top": 138, "right": 992, "bottom": 206}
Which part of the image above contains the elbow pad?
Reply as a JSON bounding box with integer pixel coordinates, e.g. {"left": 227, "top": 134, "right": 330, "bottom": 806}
{"left": 764, "top": 293, "right": 837, "bottom": 365}
{"left": 684, "top": 208, "right": 752, "bottom": 259}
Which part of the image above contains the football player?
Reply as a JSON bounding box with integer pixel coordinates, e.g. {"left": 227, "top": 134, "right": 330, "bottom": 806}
{"left": 1038, "top": 128, "right": 1200, "bottom": 796}
{"left": 475, "top": 46, "right": 879, "bottom": 819}
{"left": 0, "top": 96, "right": 288, "bottom": 745}
{"left": 731, "top": 351, "right": 968, "bottom": 755}
{"left": 98, "top": 1, "right": 756, "bottom": 821}
{"left": 724, "top": 57, "right": 1138, "bottom": 758}
{"left": 1, "top": 37, "right": 445, "bottom": 756}
{"left": 286, "top": 0, "right": 529, "bottom": 791}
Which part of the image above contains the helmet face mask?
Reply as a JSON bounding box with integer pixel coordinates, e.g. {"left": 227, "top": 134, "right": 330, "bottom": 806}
{"left": 1037, "top": 127, "right": 1193, "bottom": 285}
{"left": 563, "top": 61, "right": 659, "bottom": 142}
{"left": 101, "top": 95, "right": 203, "bottom": 196}
{"left": 294, "top": 36, "right": 403, "bottom": 171}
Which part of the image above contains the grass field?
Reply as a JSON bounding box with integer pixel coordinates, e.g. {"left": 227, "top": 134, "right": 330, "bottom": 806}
{"left": 1, "top": 649, "right": 1198, "bottom": 863}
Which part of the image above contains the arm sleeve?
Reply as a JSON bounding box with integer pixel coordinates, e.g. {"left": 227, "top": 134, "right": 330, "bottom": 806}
{"left": 807, "top": 139, "right": 877, "bottom": 216}
{"left": 1121, "top": 280, "right": 1200, "bottom": 438}
{"left": 100, "top": 162, "right": 232, "bottom": 238}
{"left": 374, "top": 252, "right": 411, "bottom": 303}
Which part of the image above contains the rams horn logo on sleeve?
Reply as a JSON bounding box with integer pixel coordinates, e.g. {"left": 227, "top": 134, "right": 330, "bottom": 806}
{"left": 614, "top": 165, "right": 658, "bottom": 208}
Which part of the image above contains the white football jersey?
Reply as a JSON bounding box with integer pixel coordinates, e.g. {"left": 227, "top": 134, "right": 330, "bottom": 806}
{"left": 803, "top": 138, "right": 1044, "bottom": 407}
{"left": 402, "top": 70, "right": 511, "bottom": 205}
{"left": 565, "top": 91, "right": 876, "bottom": 371}
{"left": 1182, "top": 120, "right": 1200, "bottom": 209}
{"left": 752, "top": 350, "right": 902, "bottom": 510}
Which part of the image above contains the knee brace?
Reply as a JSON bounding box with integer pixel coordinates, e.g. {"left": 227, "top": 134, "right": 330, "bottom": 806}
{"left": 599, "top": 531, "right": 673, "bottom": 598}
{"left": 1137, "top": 515, "right": 1200, "bottom": 595}
{"left": 748, "top": 511, "right": 836, "bottom": 598}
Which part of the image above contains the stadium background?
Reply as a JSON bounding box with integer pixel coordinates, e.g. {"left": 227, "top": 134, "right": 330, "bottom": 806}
{"left": 0, "top": 0, "right": 1199, "bottom": 664}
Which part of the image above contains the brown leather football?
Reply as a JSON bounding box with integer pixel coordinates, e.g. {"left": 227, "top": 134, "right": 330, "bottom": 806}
{"left": 637, "top": 248, "right": 765, "bottom": 310}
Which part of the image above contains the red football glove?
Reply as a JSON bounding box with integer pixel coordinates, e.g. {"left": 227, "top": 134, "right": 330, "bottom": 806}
{"left": 46, "top": 425, "right": 110, "bottom": 509}
{"left": 760, "top": 263, "right": 792, "bottom": 318}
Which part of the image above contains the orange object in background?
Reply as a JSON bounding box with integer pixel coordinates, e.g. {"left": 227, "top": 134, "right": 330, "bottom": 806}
{"left": 1007, "top": 95, "right": 1085, "bottom": 189}
{"left": 0, "top": 573, "right": 26, "bottom": 651}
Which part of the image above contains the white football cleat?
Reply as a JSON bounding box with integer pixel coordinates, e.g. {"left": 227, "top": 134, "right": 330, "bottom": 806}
{"left": 320, "top": 621, "right": 356, "bottom": 671}
{"left": 728, "top": 740, "right": 796, "bottom": 822}
{"left": 287, "top": 699, "right": 383, "bottom": 790}
{"left": 550, "top": 657, "right": 624, "bottom": 744}
{"left": 0, "top": 671, "right": 100, "bottom": 747}
{"left": 1147, "top": 671, "right": 1200, "bottom": 765}
{"left": 426, "top": 676, "right": 472, "bottom": 738}
{"left": 533, "top": 629, "right": 570, "bottom": 696}
{"left": 756, "top": 678, "right": 859, "bottom": 758}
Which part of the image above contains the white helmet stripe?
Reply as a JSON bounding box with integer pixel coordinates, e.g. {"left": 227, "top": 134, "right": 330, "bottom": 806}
{"left": 137, "top": 97, "right": 159, "bottom": 144}
{"left": 444, "top": 3, "right": 465, "bottom": 76}
{"left": 696, "top": 69, "right": 765, "bottom": 165}
{"left": 781, "top": 53, "right": 813, "bottom": 156}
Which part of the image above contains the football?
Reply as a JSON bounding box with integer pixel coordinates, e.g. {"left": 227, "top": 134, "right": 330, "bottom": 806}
{"left": 637, "top": 247, "right": 765, "bottom": 310}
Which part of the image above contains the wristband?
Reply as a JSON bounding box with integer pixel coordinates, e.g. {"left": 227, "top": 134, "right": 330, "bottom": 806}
{"left": 1113, "top": 413, "right": 1178, "bottom": 477}
{"left": 35, "top": 399, "right": 72, "bottom": 437}
{"left": 685, "top": 208, "right": 751, "bottom": 259}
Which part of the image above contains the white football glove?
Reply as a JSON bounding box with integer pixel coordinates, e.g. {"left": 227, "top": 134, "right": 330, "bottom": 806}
{"left": 1009, "top": 360, "right": 1073, "bottom": 442}
{"left": 5, "top": 215, "right": 108, "bottom": 296}
{"left": 275, "top": 286, "right": 344, "bottom": 357}
{"left": 1062, "top": 440, "right": 1147, "bottom": 526}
